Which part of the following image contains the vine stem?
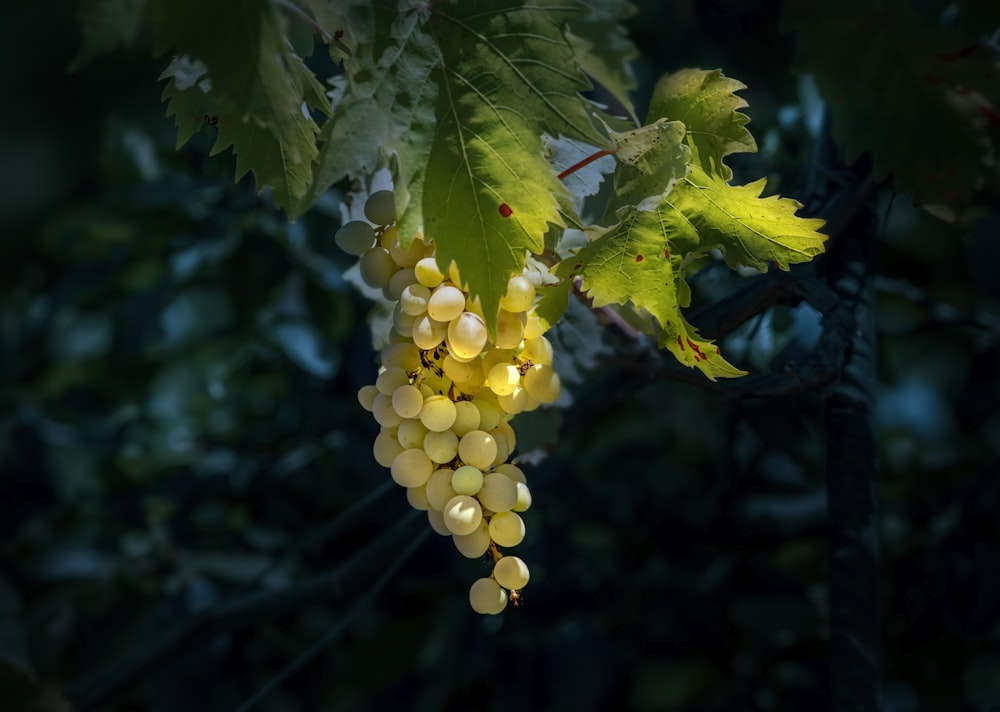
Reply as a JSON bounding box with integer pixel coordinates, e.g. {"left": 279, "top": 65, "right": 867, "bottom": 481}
{"left": 557, "top": 149, "right": 615, "bottom": 180}
{"left": 273, "top": 0, "right": 351, "bottom": 56}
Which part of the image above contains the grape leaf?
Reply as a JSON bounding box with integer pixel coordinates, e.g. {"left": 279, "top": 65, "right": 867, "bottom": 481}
{"left": 603, "top": 118, "right": 691, "bottom": 212}
{"left": 154, "top": 0, "right": 330, "bottom": 212}
{"left": 70, "top": 0, "right": 149, "bottom": 70}
{"left": 661, "top": 165, "right": 827, "bottom": 272}
{"left": 566, "top": 0, "right": 639, "bottom": 123}
{"left": 646, "top": 68, "right": 757, "bottom": 180}
{"left": 784, "top": 0, "right": 1000, "bottom": 214}
{"left": 558, "top": 209, "right": 746, "bottom": 380}
{"left": 159, "top": 58, "right": 220, "bottom": 148}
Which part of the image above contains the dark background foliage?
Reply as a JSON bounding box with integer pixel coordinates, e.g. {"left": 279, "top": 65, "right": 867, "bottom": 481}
{"left": 2, "top": 1, "right": 1000, "bottom": 710}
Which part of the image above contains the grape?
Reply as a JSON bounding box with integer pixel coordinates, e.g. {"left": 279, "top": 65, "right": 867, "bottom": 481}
{"left": 406, "top": 484, "right": 431, "bottom": 511}
{"left": 359, "top": 246, "right": 397, "bottom": 288}
{"left": 443, "top": 495, "right": 482, "bottom": 535}
{"left": 478, "top": 472, "right": 517, "bottom": 512}
{"left": 357, "top": 384, "right": 379, "bottom": 411}
{"left": 493, "top": 420, "right": 517, "bottom": 454}
{"left": 494, "top": 309, "right": 525, "bottom": 349}
{"left": 391, "top": 384, "right": 424, "bottom": 419}
{"left": 451, "top": 400, "right": 481, "bottom": 436}
{"left": 365, "top": 189, "right": 396, "bottom": 226}
{"left": 523, "top": 335, "right": 553, "bottom": 366}
{"left": 499, "top": 274, "right": 536, "bottom": 312}
{"left": 494, "top": 462, "right": 525, "bottom": 483}
{"left": 373, "top": 429, "right": 404, "bottom": 467}
{"left": 488, "top": 362, "right": 520, "bottom": 396}
{"left": 334, "top": 220, "right": 376, "bottom": 256}
{"left": 524, "top": 363, "right": 561, "bottom": 403}
{"left": 488, "top": 511, "right": 525, "bottom": 546}
{"left": 471, "top": 399, "right": 502, "bottom": 431}
{"left": 389, "top": 237, "right": 425, "bottom": 268}
{"left": 453, "top": 521, "right": 491, "bottom": 558}
{"left": 381, "top": 342, "right": 420, "bottom": 371}
{"left": 412, "top": 314, "right": 447, "bottom": 350}
{"left": 425, "top": 468, "right": 457, "bottom": 510}
{"left": 423, "top": 429, "right": 459, "bottom": 463}
{"left": 427, "top": 508, "right": 451, "bottom": 536}
{"left": 513, "top": 482, "right": 532, "bottom": 512}
{"left": 375, "top": 367, "right": 409, "bottom": 395}
{"left": 414, "top": 256, "right": 444, "bottom": 288}
{"left": 427, "top": 285, "right": 466, "bottom": 322}
{"left": 447, "top": 312, "right": 488, "bottom": 360}
{"left": 458, "top": 430, "right": 498, "bottom": 469}
{"left": 442, "top": 354, "right": 473, "bottom": 382}
{"left": 378, "top": 224, "right": 398, "bottom": 249}
{"left": 469, "top": 577, "right": 507, "bottom": 615}
{"left": 497, "top": 385, "right": 529, "bottom": 415}
{"left": 420, "top": 395, "right": 457, "bottom": 432}
{"left": 493, "top": 555, "right": 530, "bottom": 590}
{"left": 397, "top": 417, "right": 428, "bottom": 449}
{"left": 399, "top": 283, "right": 431, "bottom": 316}
{"left": 523, "top": 313, "right": 544, "bottom": 339}
{"left": 451, "top": 464, "right": 484, "bottom": 495}
{"left": 390, "top": 448, "right": 434, "bottom": 487}
{"left": 372, "top": 393, "right": 403, "bottom": 427}
{"left": 387, "top": 267, "right": 417, "bottom": 301}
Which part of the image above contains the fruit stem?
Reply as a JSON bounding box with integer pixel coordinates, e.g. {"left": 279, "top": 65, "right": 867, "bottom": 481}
{"left": 557, "top": 149, "right": 615, "bottom": 180}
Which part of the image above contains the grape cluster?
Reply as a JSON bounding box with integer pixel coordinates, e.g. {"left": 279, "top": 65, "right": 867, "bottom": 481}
{"left": 339, "top": 189, "right": 561, "bottom": 614}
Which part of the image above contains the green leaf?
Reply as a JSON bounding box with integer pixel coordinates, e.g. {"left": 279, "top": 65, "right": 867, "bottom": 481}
{"left": 159, "top": 57, "right": 220, "bottom": 148}
{"left": 306, "top": 0, "right": 604, "bottom": 329}
{"left": 647, "top": 68, "right": 757, "bottom": 180}
{"left": 567, "top": 0, "right": 640, "bottom": 124}
{"left": 533, "top": 279, "right": 572, "bottom": 333}
{"left": 784, "top": 0, "right": 1000, "bottom": 214}
{"left": 70, "top": 0, "right": 149, "bottom": 70}
{"left": 558, "top": 210, "right": 746, "bottom": 380}
{"left": 603, "top": 118, "right": 691, "bottom": 212}
{"left": 154, "top": 0, "right": 329, "bottom": 213}
{"left": 662, "top": 165, "right": 827, "bottom": 272}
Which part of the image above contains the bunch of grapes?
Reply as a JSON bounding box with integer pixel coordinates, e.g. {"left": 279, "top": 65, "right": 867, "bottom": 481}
{"left": 337, "top": 189, "right": 561, "bottom": 614}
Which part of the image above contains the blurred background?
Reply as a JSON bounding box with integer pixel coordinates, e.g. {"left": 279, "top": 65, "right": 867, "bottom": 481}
{"left": 2, "top": 1, "right": 999, "bottom": 710}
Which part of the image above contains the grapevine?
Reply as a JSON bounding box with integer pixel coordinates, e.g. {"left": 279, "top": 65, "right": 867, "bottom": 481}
{"left": 341, "top": 188, "right": 559, "bottom": 614}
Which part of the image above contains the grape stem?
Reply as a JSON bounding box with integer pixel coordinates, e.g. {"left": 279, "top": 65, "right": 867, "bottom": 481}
{"left": 556, "top": 149, "right": 615, "bottom": 180}
{"left": 274, "top": 0, "right": 351, "bottom": 56}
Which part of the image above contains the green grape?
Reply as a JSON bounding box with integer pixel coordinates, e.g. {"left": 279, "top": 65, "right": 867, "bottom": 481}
{"left": 488, "top": 511, "right": 525, "bottom": 547}
{"left": 493, "top": 419, "right": 517, "bottom": 454}
{"left": 357, "top": 384, "right": 379, "bottom": 411}
{"left": 359, "top": 246, "right": 398, "bottom": 288}
{"left": 427, "top": 508, "right": 451, "bottom": 536}
{"left": 499, "top": 274, "right": 536, "bottom": 313}
{"left": 523, "top": 313, "right": 544, "bottom": 340}
{"left": 494, "top": 463, "right": 525, "bottom": 483}
{"left": 387, "top": 267, "right": 417, "bottom": 301}
{"left": 447, "top": 312, "right": 488, "bottom": 360}
{"left": 423, "top": 429, "right": 459, "bottom": 464}
{"left": 414, "top": 256, "right": 444, "bottom": 288}
{"left": 372, "top": 393, "right": 403, "bottom": 427}
{"left": 412, "top": 314, "right": 447, "bottom": 350}
{"left": 425, "top": 468, "right": 457, "bottom": 510}
{"left": 381, "top": 342, "right": 420, "bottom": 371}
{"left": 493, "top": 555, "right": 530, "bottom": 590}
{"left": 364, "top": 189, "right": 396, "bottom": 226}
{"left": 334, "top": 220, "right": 376, "bottom": 256}
{"left": 427, "top": 285, "right": 466, "bottom": 322}
{"left": 477, "top": 472, "right": 517, "bottom": 512}
{"left": 375, "top": 367, "right": 409, "bottom": 395}
{"left": 390, "top": 448, "right": 434, "bottom": 487}
{"left": 497, "top": 385, "right": 529, "bottom": 415}
{"left": 419, "top": 395, "right": 457, "bottom": 432}
{"left": 389, "top": 236, "right": 427, "bottom": 268}
{"left": 406, "top": 484, "right": 431, "bottom": 511}
{"left": 391, "top": 384, "right": 424, "bottom": 419}
{"left": 471, "top": 399, "right": 502, "bottom": 431}
{"left": 523, "top": 363, "right": 561, "bottom": 403}
{"left": 373, "top": 428, "right": 404, "bottom": 467}
{"left": 453, "top": 521, "right": 491, "bottom": 558}
{"left": 494, "top": 309, "right": 526, "bottom": 350}
{"left": 488, "top": 362, "right": 520, "bottom": 396}
{"left": 397, "top": 418, "right": 428, "bottom": 449}
{"left": 442, "top": 354, "right": 473, "bottom": 382}
{"left": 513, "top": 482, "right": 532, "bottom": 512}
{"left": 443, "top": 495, "right": 482, "bottom": 535}
{"left": 523, "top": 335, "right": 553, "bottom": 366}
{"left": 451, "top": 464, "right": 484, "bottom": 495}
{"left": 399, "top": 283, "right": 431, "bottom": 316}
{"left": 451, "top": 400, "right": 481, "bottom": 436}
{"left": 392, "top": 307, "right": 416, "bottom": 338}
{"left": 469, "top": 577, "right": 507, "bottom": 614}
{"left": 458, "top": 430, "right": 498, "bottom": 470}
